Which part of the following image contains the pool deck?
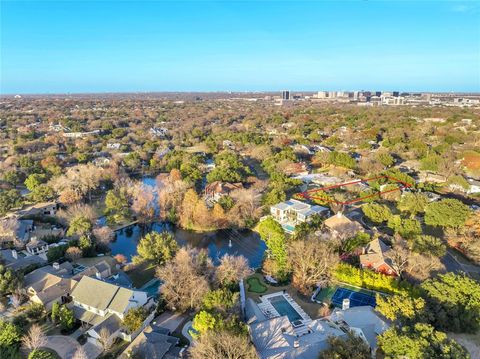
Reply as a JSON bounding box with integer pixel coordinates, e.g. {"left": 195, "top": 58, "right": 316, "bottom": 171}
{"left": 258, "top": 292, "right": 312, "bottom": 325}
{"left": 246, "top": 274, "right": 327, "bottom": 319}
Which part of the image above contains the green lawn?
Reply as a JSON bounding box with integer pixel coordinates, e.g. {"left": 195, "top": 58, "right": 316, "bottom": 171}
{"left": 126, "top": 261, "right": 156, "bottom": 288}
{"left": 246, "top": 276, "right": 268, "bottom": 293}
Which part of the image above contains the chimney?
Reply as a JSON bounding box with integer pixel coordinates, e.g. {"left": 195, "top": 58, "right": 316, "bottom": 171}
{"left": 342, "top": 298, "right": 350, "bottom": 310}
{"left": 53, "top": 262, "right": 60, "bottom": 271}
{"left": 337, "top": 211, "right": 342, "bottom": 218}
{"left": 95, "top": 271, "right": 102, "bottom": 280}
{"left": 11, "top": 250, "right": 17, "bottom": 259}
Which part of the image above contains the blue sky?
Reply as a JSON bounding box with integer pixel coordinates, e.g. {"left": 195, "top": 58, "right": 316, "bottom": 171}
{"left": 1, "top": 1, "right": 479, "bottom": 93}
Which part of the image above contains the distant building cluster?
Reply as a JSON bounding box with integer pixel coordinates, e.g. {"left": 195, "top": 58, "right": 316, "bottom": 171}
{"left": 273, "top": 90, "right": 480, "bottom": 107}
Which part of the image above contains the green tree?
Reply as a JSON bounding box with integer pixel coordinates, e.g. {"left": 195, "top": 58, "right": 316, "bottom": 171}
{"left": 123, "top": 307, "right": 148, "bottom": 333}
{"left": 425, "top": 199, "right": 471, "bottom": 229}
{"left": 411, "top": 235, "right": 446, "bottom": 257}
{"left": 2, "top": 170, "right": 21, "bottom": 187}
{"left": 0, "top": 265, "right": 21, "bottom": 297}
{"left": 58, "top": 306, "right": 75, "bottom": 330}
{"left": 105, "top": 189, "right": 131, "bottom": 224}
{"left": 362, "top": 203, "right": 392, "bottom": 224}
{"left": 28, "top": 350, "right": 57, "bottom": 359}
{"left": 191, "top": 310, "right": 216, "bottom": 338}
{"left": 206, "top": 151, "right": 251, "bottom": 183}
{"left": 319, "top": 332, "right": 371, "bottom": 359}
{"left": 328, "top": 151, "right": 356, "bottom": 169}
{"left": 202, "top": 289, "right": 239, "bottom": 313}
{"left": 0, "top": 321, "right": 22, "bottom": 346}
{"left": 67, "top": 215, "right": 92, "bottom": 236}
{"left": 51, "top": 302, "right": 60, "bottom": 323}
{"left": 378, "top": 323, "right": 468, "bottom": 359}
{"left": 422, "top": 273, "right": 480, "bottom": 333}
{"left": 257, "top": 218, "right": 288, "bottom": 280}
{"left": 398, "top": 192, "right": 428, "bottom": 218}
{"left": 24, "top": 173, "right": 47, "bottom": 192}
{"left": 134, "top": 232, "right": 178, "bottom": 265}
{"left": 377, "top": 152, "right": 395, "bottom": 167}
{"left": 375, "top": 294, "right": 431, "bottom": 325}
{"left": 0, "top": 189, "right": 23, "bottom": 216}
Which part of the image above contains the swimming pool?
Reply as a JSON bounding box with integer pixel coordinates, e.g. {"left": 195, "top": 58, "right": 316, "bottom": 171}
{"left": 268, "top": 295, "right": 302, "bottom": 322}
{"left": 140, "top": 279, "right": 161, "bottom": 298}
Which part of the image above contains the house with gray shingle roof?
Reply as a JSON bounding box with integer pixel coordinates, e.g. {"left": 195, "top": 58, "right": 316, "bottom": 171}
{"left": 71, "top": 276, "right": 148, "bottom": 344}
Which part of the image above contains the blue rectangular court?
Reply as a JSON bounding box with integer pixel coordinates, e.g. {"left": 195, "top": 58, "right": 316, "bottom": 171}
{"left": 331, "top": 287, "right": 376, "bottom": 308}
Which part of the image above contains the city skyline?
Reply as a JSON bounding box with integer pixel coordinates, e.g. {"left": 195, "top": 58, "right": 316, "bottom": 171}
{"left": 1, "top": 0, "right": 479, "bottom": 94}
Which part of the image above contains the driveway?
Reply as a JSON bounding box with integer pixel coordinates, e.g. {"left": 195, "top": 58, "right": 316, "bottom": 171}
{"left": 151, "top": 311, "right": 188, "bottom": 332}
{"left": 45, "top": 335, "right": 80, "bottom": 359}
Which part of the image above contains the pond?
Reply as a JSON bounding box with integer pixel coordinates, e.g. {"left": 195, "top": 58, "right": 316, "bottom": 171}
{"left": 105, "top": 176, "right": 267, "bottom": 268}
{"left": 110, "top": 222, "right": 267, "bottom": 268}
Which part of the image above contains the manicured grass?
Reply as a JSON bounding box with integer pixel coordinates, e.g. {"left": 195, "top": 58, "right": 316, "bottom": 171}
{"left": 246, "top": 276, "right": 268, "bottom": 293}
{"left": 126, "top": 261, "right": 156, "bottom": 288}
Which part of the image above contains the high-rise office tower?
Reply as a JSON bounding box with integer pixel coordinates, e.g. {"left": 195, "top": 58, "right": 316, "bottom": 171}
{"left": 282, "top": 90, "right": 290, "bottom": 100}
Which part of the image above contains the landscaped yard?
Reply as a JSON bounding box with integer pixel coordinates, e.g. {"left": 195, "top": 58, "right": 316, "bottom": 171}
{"left": 246, "top": 275, "right": 267, "bottom": 293}
{"left": 126, "top": 261, "right": 156, "bottom": 288}
{"left": 245, "top": 274, "right": 326, "bottom": 319}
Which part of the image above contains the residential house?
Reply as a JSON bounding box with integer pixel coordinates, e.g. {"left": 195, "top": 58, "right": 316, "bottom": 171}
{"left": 120, "top": 325, "right": 181, "bottom": 359}
{"left": 246, "top": 298, "right": 346, "bottom": 359}
{"left": 204, "top": 181, "right": 243, "bottom": 206}
{"left": 359, "top": 238, "right": 396, "bottom": 276}
{"left": 0, "top": 249, "right": 46, "bottom": 271}
{"left": 222, "top": 139, "right": 235, "bottom": 150}
{"left": 417, "top": 171, "right": 447, "bottom": 184}
{"left": 150, "top": 127, "right": 168, "bottom": 138}
{"left": 283, "top": 162, "right": 310, "bottom": 177}
{"left": 270, "top": 199, "right": 329, "bottom": 233}
{"left": 22, "top": 262, "right": 77, "bottom": 310}
{"left": 71, "top": 276, "right": 148, "bottom": 344}
{"left": 329, "top": 306, "right": 390, "bottom": 356}
{"left": 323, "top": 212, "right": 363, "bottom": 238}
{"left": 107, "top": 143, "right": 121, "bottom": 150}
{"left": 63, "top": 130, "right": 100, "bottom": 138}
{"left": 15, "top": 202, "right": 58, "bottom": 218}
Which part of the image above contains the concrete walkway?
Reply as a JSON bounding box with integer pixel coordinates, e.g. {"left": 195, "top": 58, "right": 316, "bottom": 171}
{"left": 181, "top": 321, "right": 194, "bottom": 344}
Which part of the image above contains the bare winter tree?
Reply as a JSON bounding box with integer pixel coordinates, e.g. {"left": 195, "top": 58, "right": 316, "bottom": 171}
{"left": 386, "top": 238, "right": 410, "bottom": 279}
{"left": 98, "top": 327, "right": 112, "bottom": 352}
{"left": 216, "top": 254, "right": 252, "bottom": 286}
{"left": 93, "top": 226, "right": 115, "bottom": 244}
{"left": 288, "top": 239, "right": 339, "bottom": 295}
{"left": 22, "top": 324, "right": 47, "bottom": 354}
{"left": 0, "top": 218, "right": 19, "bottom": 246}
{"left": 131, "top": 182, "right": 156, "bottom": 225}
{"left": 65, "top": 246, "right": 83, "bottom": 262}
{"left": 189, "top": 330, "right": 257, "bottom": 359}
{"left": 72, "top": 346, "right": 88, "bottom": 359}
{"left": 156, "top": 247, "right": 213, "bottom": 312}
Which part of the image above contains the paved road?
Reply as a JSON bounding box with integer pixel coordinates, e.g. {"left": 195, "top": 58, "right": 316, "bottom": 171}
{"left": 443, "top": 249, "right": 480, "bottom": 276}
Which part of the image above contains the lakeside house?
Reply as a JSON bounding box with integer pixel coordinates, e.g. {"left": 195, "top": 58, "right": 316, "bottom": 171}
{"left": 246, "top": 294, "right": 389, "bottom": 359}
{"left": 71, "top": 276, "right": 148, "bottom": 344}
{"left": 204, "top": 181, "right": 243, "bottom": 206}
{"left": 329, "top": 306, "right": 390, "bottom": 356}
{"left": 22, "top": 262, "right": 77, "bottom": 311}
{"left": 359, "top": 238, "right": 397, "bottom": 276}
{"left": 270, "top": 199, "right": 329, "bottom": 233}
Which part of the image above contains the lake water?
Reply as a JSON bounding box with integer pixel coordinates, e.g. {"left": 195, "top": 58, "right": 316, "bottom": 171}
{"left": 107, "top": 176, "right": 266, "bottom": 268}
{"left": 110, "top": 222, "right": 266, "bottom": 268}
